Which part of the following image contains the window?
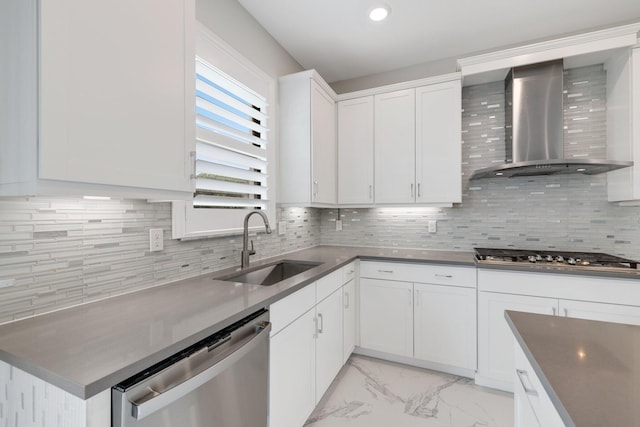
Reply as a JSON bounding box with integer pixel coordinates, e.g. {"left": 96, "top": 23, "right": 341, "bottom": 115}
{"left": 172, "top": 24, "right": 276, "bottom": 239}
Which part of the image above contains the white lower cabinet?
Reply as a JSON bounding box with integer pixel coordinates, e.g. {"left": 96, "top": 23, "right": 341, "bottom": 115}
{"left": 269, "top": 265, "right": 354, "bottom": 427}
{"left": 315, "top": 288, "right": 344, "bottom": 400}
{"left": 477, "top": 292, "right": 557, "bottom": 390}
{"left": 359, "top": 261, "right": 477, "bottom": 374}
{"left": 270, "top": 309, "right": 317, "bottom": 427}
{"left": 514, "top": 341, "right": 564, "bottom": 427}
{"left": 478, "top": 268, "right": 640, "bottom": 391}
{"left": 360, "top": 278, "right": 414, "bottom": 357}
{"left": 414, "top": 283, "right": 476, "bottom": 370}
{"left": 343, "top": 279, "right": 357, "bottom": 363}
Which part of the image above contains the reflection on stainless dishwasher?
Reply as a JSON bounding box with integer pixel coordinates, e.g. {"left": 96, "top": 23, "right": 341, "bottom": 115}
{"left": 112, "top": 309, "right": 270, "bottom": 427}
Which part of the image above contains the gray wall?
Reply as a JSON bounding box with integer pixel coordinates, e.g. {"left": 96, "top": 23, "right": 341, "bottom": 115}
{"left": 320, "top": 65, "right": 640, "bottom": 259}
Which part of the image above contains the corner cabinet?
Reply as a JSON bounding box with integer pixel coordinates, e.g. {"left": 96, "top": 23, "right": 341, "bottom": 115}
{"left": 279, "top": 70, "right": 337, "bottom": 207}
{"left": 0, "top": 0, "right": 195, "bottom": 200}
{"left": 607, "top": 46, "right": 640, "bottom": 202}
{"left": 358, "top": 261, "right": 477, "bottom": 377}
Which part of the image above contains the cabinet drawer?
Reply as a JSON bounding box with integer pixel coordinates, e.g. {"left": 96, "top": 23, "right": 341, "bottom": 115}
{"left": 360, "top": 261, "right": 476, "bottom": 288}
{"left": 342, "top": 262, "right": 356, "bottom": 284}
{"left": 270, "top": 283, "right": 316, "bottom": 336}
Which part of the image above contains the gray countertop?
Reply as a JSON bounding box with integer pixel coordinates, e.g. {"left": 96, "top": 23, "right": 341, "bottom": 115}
{"left": 0, "top": 245, "right": 473, "bottom": 399}
{"left": 506, "top": 310, "right": 640, "bottom": 427}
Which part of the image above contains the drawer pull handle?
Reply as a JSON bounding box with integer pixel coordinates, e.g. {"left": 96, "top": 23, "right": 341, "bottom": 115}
{"left": 345, "top": 292, "right": 350, "bottom": 309}
{"left": 378, "top": 269, "right": 394, "bottom": 273}
{"left": 564, "top": 308, "right": 568, "bottom": 317}
{"left": 552, "top": 307, "right": 557, "bottom": 316}
{"left": 435, "top": 274, "right": 453, "bottom": 278}
{"left": 317, "top": 313, "right": 324, "bottom": 334}
{"left": 516, "top": 369, "right": 538, "bottom": 397}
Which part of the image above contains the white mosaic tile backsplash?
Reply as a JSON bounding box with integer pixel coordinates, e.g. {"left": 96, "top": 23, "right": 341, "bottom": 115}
{"left": 320, "top": 65, "right": 640, "bottom": 259}
{"left": 0, "top": 202, "right": 319, "bottom": 323}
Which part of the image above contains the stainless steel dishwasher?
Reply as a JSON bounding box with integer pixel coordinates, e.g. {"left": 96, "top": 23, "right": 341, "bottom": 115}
{"left": 112, "top": 309, "right": 270, "bottom": 427}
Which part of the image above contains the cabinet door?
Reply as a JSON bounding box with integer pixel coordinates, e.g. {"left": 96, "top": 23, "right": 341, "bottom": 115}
{"left": 338, "top": 96, "right": 374, "bottom": 204}
{"left": 478, "top": 292, "right": 557, "bottom": 391}
{"left": 415, "top": 81, "right": 462, "bottom": 204}
{"left": 315, "top": 288, "right": 344, "bottom": 403}
{"left": 414, "top": 283, "right": 476, "bottom": 370}
{"left": 360, "top": 278, "right": 413, "bottom": 357}
{"left": 559, "top": 299, "right": 640, "bottom": 326}
{"left": 39, "top": 0, "right": 192, "bottom": 192}
{"left": 374, "top": 89, "right": 416, "bottom": 204}
{"left": 270, "top": 309, "right": 316, "bottom": 427}
{"left": 343, "top": 279, "right": 357, "bottom": 363}
{"left": 311, "top": 80, "right": 337, "bottom": 205}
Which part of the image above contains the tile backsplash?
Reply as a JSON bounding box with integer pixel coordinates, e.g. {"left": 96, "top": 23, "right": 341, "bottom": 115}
{"left": 2, "top": 64, "right": 639, "bottom": 323}
{"left": 0, "top": 200, "right": 319, "bottom": 323}
{"left": 321, "top": 65, "right": 640, "bottom": 258}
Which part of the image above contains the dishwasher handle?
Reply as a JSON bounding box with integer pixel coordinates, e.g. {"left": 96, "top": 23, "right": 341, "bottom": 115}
{"left": 131, "top": 321, "right": 271, "bottom": 420}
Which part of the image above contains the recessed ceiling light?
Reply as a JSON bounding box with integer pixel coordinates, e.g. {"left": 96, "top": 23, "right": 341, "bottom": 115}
{"left": 369, "top": 6, "right": 390, "bottom": 22}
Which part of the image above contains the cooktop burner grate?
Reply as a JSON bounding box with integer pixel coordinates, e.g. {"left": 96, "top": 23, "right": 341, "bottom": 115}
{"left": 474, "top": 248, "right": 638, "bottom": 270}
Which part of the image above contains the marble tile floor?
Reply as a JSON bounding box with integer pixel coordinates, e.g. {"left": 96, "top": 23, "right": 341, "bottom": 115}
{"left": 305, "top": 355, "right": 514, "bottom": 427}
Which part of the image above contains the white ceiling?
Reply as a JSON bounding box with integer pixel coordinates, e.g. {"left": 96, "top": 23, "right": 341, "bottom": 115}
{"left": 237, "top": 0, "right": 640, "bottom": 83}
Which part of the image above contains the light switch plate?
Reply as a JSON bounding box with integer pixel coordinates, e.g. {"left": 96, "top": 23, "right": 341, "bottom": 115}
{"left": 278, "top": 221, "right": 286, "bottom": 235}
{"left": 335, "top": 220, "right": 343, "bottom": 231}
{"left": 428, "top": 220, "right": 437, "bottom": 233}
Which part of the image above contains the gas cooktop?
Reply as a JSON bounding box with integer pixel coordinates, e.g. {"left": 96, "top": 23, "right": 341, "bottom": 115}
{"left": 474, "top": 248, "right": 638, "bottom": 270}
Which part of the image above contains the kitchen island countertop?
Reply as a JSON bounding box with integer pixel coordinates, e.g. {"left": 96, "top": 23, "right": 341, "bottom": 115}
{"left": 0, "top": 245, "right": 473, "bottom": 399}
{"left": 506, "top": 310, "right": 640, "bottom": 427}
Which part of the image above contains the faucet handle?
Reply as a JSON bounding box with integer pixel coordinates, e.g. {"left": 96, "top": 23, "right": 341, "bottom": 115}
{"left": 249, "top": 240, "right": 256, "bottom": 256}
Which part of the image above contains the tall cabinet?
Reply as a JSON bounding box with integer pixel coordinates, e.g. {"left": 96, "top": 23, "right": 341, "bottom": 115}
{"left": 337, "top": 97, "right": 375, "bottom": 205}
{"left": 374, "top": 90, "right": 417, "bottom": 204}
{"left": 0, "top": 0, "right": 195, "bottom": 199}
{"left": 279, "top": 70, "right": 337, "bottom": 206}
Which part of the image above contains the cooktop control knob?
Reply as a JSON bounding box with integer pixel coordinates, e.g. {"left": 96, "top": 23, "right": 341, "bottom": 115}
{"left": 568, "top": 257, "right": 576, "bottom": 265}
{"left": 528, "top": 255, "right": 537, "bottom": 263}
{"left": 545, "top": 255, "right": 554, "bottom": 262}
{"left": 556, "top": 256, "right": 564, "bottom": 262}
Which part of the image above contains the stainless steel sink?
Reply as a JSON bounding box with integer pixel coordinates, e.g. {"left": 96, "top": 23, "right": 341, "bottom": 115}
{"left": 219, "top": 260, "right": 322, "bottom": 286}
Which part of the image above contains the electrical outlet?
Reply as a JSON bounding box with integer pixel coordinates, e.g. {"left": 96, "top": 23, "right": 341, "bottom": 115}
{"left": 278, "top": 221, "right": 286, "bottom": 236}
{"left": 428, "top": 220, "right": 437, "bottom": 233}
{"left": 335, "top": 219, "right": 343, "bottom": 231}
{"left": 149, "top": 228, "right": 164, "bottom": 251}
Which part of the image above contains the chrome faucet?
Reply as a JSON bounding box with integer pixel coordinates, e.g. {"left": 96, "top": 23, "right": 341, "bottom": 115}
{"left": 241, "top": 211, "right": 272, "bottom": 269}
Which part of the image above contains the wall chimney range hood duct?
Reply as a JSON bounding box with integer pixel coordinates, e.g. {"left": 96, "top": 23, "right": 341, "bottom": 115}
{"left": 469, "top": 60, "right": 633, "bottom": 180}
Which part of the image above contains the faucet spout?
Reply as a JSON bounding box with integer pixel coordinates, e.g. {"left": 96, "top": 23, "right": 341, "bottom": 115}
{"left": 241, "top": 211, "right": 271, "bottom": 269}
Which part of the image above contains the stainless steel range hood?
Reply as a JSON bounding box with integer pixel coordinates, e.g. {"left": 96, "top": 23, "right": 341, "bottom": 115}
{"left": 469, "top": 60, "right": 633, "bottom": 180}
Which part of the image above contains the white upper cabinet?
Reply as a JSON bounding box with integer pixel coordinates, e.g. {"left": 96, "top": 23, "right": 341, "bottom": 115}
{"left": 0, "top": 0, "right": 195, "bottom": 199}
{"left": 279, "top": 70, "right": 337, "bottom": 207}
{"left": 607, "top": 47, "right": 640, "bottom": 202}
{"left": 374, "top": 89, "right": 417, "bottom": 204}
{"left": 337, "top": 96, "right": 374, "bottom": 205}
{"left": 415, "top": 80, "right": 462, "bottom": 204}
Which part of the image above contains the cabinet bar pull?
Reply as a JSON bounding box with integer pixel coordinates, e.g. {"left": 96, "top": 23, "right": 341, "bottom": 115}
{"left": 313, "top": 316, "right": 319, "bottom": 338}
{"left": 417, "top": 182, "right": 421, "bottom": 198}
{"left": 369, "top": 185, "right": 373, "bottom": 200}
{"left": 434, "top": 274, "right": 453, "bottom": 278}
{"left": 318, "top": 313, "right": 324, "bottom": 334}
{"left": 313, "top": 180, "right": 319, "bottom": 197}
{"left": 411, "top": 183, "right": 414, "bottom": 197}
{"left": 345, "top": 292, "right": 350, "bottom": 309}
{"left": 516, "top": 369, "right": 538, "bottom": 397}
{"left": 552, "top": 307, "right": 557, "bottom": 316}
{"left": 378, "top": 269, "right": 394, "bottom": 273}
{"left": 564, "top": 308, "right": 568, "bottom": 317}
